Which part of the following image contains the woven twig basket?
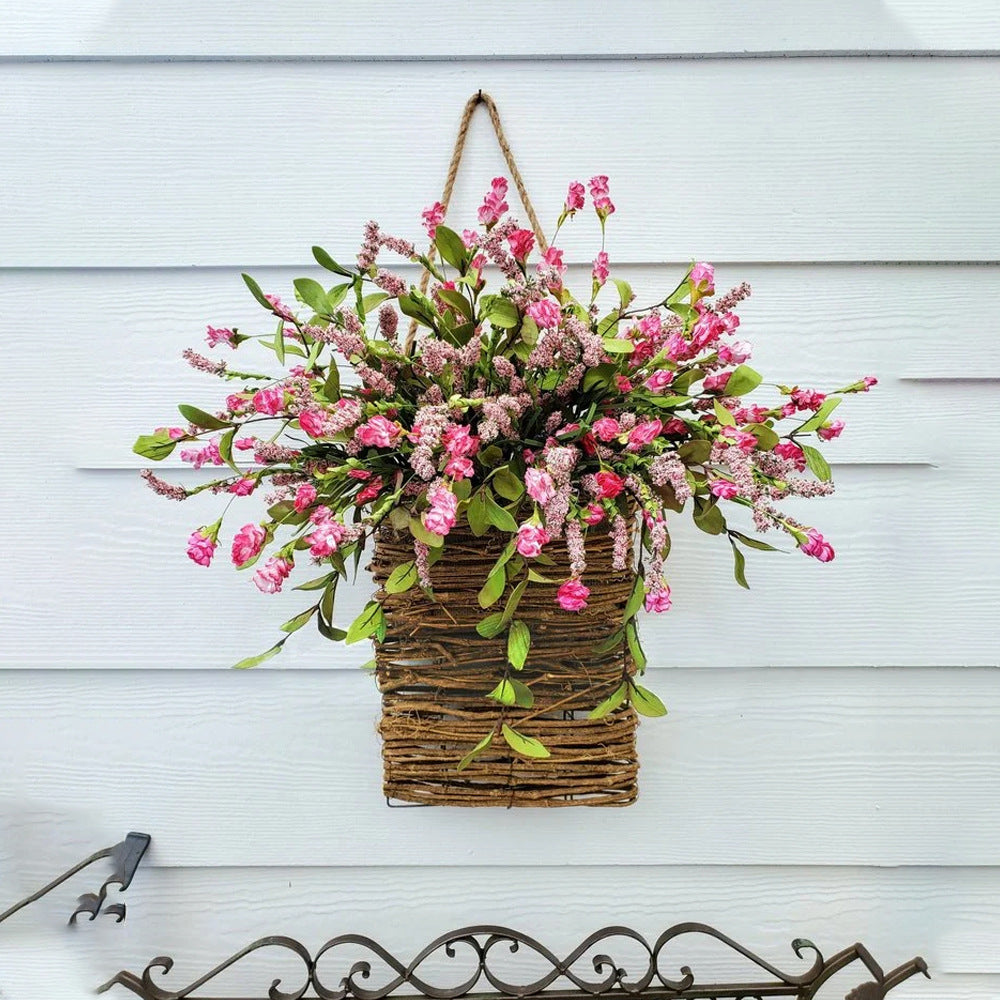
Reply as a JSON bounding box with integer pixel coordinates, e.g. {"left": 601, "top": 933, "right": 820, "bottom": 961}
{"left": 370, "top": 523, "right": 639, "bottom": 807}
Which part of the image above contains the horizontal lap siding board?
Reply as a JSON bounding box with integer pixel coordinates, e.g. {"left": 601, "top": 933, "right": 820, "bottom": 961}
{"left": 3, "top": 465, "right": 998, "bottom": 668}
{"left": 1, "top": 668, "right": 998, "bottom": 867}
{"left": 1, "top": 60, "right": 1000, "bottom": 266}
{"left": 1, "top": 865, "right": 997, "bottom": 989}
{"left": 2, "top": 1, "right": 1000, "bottom": 57}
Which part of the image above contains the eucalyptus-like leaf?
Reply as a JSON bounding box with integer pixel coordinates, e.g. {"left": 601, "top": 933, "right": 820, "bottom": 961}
{"left": 630, "top": 683, "right": 668, "bottom": 717}
{"left": 501, "top": 724, "right": 550, "bottom": 759}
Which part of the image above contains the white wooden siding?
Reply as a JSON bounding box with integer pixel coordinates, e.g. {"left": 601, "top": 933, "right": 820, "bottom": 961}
{"left": 0, "top": 4, "right": 997, "bottom": 998}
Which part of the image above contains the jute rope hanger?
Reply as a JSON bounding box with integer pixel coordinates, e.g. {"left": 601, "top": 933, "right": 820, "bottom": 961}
{"left": 404, "top": 90, "right": 548, "bottom": 352}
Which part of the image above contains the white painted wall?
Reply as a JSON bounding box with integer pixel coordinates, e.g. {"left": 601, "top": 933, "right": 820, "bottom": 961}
{"left": 1, "top": 3, "right": 998, "bottom": 998}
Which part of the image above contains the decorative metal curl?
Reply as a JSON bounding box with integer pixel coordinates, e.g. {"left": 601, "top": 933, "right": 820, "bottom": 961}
{"left": 99, "top": 923, "right": 928, "bottom": 1000}
{"left": 0, "top": 830, "right": 150, "bottom": 928}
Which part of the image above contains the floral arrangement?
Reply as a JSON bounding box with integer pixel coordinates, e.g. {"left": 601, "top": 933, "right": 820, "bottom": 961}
{"left": 135, "top": 175, "right": 874, "bottom": 760}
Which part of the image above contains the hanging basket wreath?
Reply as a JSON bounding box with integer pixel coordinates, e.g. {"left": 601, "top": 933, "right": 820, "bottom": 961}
{"left": 135, "top": 92, "right": 874, "bottom": 806}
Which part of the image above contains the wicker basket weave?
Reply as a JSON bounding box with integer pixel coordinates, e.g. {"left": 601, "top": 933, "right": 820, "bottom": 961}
{"left": 370, "top": 523, "right": 639, "bottom": 807}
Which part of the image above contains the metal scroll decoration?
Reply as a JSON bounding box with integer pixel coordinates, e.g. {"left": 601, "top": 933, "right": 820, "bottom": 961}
{"left": 99, "top": 922, "right": 928, "bottom": 1000}
{"left": 0, "top": 831, "right": 151, "bottom": 928}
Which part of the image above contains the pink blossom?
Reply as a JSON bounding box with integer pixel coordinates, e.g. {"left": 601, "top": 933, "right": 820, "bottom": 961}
{"left": 540, "top": 245, "right": 566, "bottom": 275}
{"left": 228, "top": 478, "right": 256, "bottom": 496}
{"left": 294, "top": 483, "right": 317, "bottom": 512}
{"left": 444, "top": 455, "right": 474, "bottom": 479}
{"left": 862, "top": 375, "right": 878, "bottom": 390}
{"left": 423, "top": 487, "right": 458, "bottom": 536}
{"left": 442, "top": 424, "right": 480, "bottom": 457}
{"left": 710, "top": 479, "right": 740, "bottom": 500}
{"left": 594, "top": 471, "right": 625, "bottom": 499}
{"left": 588, "top": 176, "right": 615, "bottom": 219}
{"left": 615, "top": 375, "right": 633, "bottom": 393}
{"left": 525, "top": 468, "right": 557, "bottom": 504}
{"left": 644, "top": 370, "right": 675, "bottom": 392}
{"left": 791, "top": 388, "right": 827, "bottom": 411}
{"left": 254, "top": 556, "right": 294, "bottom": 593}
{"left": 774, "top": 441, "right": 806, "bottom": 471}
{"left": 663, "top": 417, "right": 689, "bottom": 436}
{"left": 156, "top": 426, "right": 187, "bottom": 440}
{"left": 644, "top": 585, "right": 672, "bottom": 613}
{"left": 564, "top": 181, "right": 585, "bottom": 214}
{"left": 231, "top": 523, "right": 266, "bottom": 567}
{"left": 348, "top": 469, "right": 372, "bottom": 480}
{"left": 310, "top": 505, "right": 332, "bottom": 524}
{"left": 817, "top": 419, "right": 845, "bottom": 441}
{"left": 690, "top": 262, "right": 715, "bottom": 295}
{"left": 234, "top": 436, "right": 257, "bottom": 451}
{"left": 516, "top": 523, "right": 549, "bottom": 558}
{"left": 306, "top": 520, "right": 344, "bottom": 557}
{"left": 478, "top": 177, "right": 509, "bottom": 227}
{"left": 507, "top": 228, "right": 535, "bottom": 261}
{"left": 582, "top": 503, "right": 605, "bottom": 526}
{"left": 355, "top": 476, "right": 384, "bottom": 504}
{"left": 627, "top": 419, "right": 663, "bottom": 450}
{"left": 718, "top": 340, "right": 752, "bottom": 365}
{"left": 179, "top": 439, "right": 223, "bottom": 469}
{"left": 800, "top": 529, "right": 835, "bottom": 562}
{"left": 592, "top": 417, "right": 620, "bottom": 442}
{"left": 186, "top": 527, "right": 217, "bottom": 567}
{"left": 253, "top": 386, "right": 285, "bottom": 416}
{"left": 720, "top": 426, "right": 759, "bottom": 452}
{"left": 703, "top": 372, "right": 732, "bottom": 393}
{"left": 556, "top": 578, "right": 590, "bottom": 612}
{"left": 356, "top": 415, "right": 400, "bottom": 449}
{"left": 421, "top": 200, "right": 445, "bottom": 238}
{"left": 264, "top": 294, "right": 295, "bottom": 322}
{"left": 527, "top": 299, "right": 561, "bottom": 330}
{"left": 206, "top": 325, "right": 235, "bottom": 348}
{"left": 461, "top": 229, "right": 479, "bottom": 248}
{"left": 299, "top": 409, "right": 330, "bottom": 439}
{"left": 592, "top": 251, "right": 610, "bottom": 287}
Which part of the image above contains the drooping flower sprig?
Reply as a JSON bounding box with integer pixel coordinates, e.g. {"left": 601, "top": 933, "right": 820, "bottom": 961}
{"left": 136, "top": 175, "right": 875, "bottom": 759}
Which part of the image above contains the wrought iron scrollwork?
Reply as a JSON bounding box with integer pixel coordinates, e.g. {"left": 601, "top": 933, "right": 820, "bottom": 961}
{"left": 0, "top": 830, "right": 150, "bottom": 928}
{"left": 99, "top": 922, "right": 928, "bottom": 1000}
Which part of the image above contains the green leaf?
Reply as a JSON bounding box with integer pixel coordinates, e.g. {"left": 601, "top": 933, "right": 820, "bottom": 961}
{"left": 322, "top": 362, "right": 341, "bottom": 402}
{"left": 294, "top": 571, "right": 336, "bottom": 592}
{"left": 345, "top": 601, "right": 384, "bottom": 644}
{"left": 388, "top": 507, "right": 410, "bottom": 531}
{"left": 218, "top": 428, "right": 237, "bottom": 471}
{"left": 713, "top": 398, "right": 736, "bottom": 426}
{"left": 385, "top": 560, "right": 418, "bottom": 594}
{"left": 484, "top": 494, "right": 518, "bottom": 533}
{"left": 693, "top": 498, "right": 726, "bottom": 535}
{"left": 678, "top": 439, "right": 712, "bottom": 464}
{"left": 488, "top": 678, "right": 517, "bottom": 706}
{"left": 747, "top": 422, "right": 779, "bottom": 450}
{"left": 241, "top": 272, "right": 273, "bottom": 310}
{"left": 603, "top": 338, "right": 635, "bottom": 354}
{"left": 623, "top": 576, "right": 644, "bottom": 623}
{"left": 723, "top": 364, "right": 763, "bottom": 397}
{"left": 588, "top": 682, "right": 627, "bottom": 719}
{"left": 409, "top": 517, "right": 444, "bottom": 548}
{"left": 802, "top": 444, "right": 833, "bottom": 482}
{"left": 362, "top": 292, "right": 389, "bottom": 313}
{"left": 501, "top": 724, "right": 551, "bottom": 759}
{"left": 630, "top": 683, "right": 667, "bottom": 717}
{"left": 502, "top": 579, "right": 528, "bottom": 625}
{"left": 398, "top": 291, "right": 436, "bottom": 329}
{"left": 593, "top": 629, "right": 625, "bottom": 654}
{"left": 597, "top": 311, "right": 620, "bottom": 337}
{"left": 484, "top": 297, "right": 519, "bottom": 329}
{"left": 507, "top": 619, "right": 530, "bottom": 669}
{"left": 583, "top": 363, "right": 616, "bottom": 392}
{"left": 437, "top": 287, "right": 473, "bottom": 319}
{"left": 312, "top": 246, "right": 354, "bottom": 277}
{"left": 433, "top": 225, "right": 469, "bottom": 272}
{"left": 612, "top": 278, "right": 633, "bottom": 309}
{"left": 668, "top": 302, "right": 697, "bottom": 324}
{"left": 493, "top": 466, "right": 525, "bottom": 502}
{"left": 281, "top": 606, "right": 317, "bottom": 633}
{"left": 478, "top": 445, "right": 503, "bottom": 467}
{"left": 729, "top": 537, "right": 750, "bottom": 590}
{"left": 729, "top": 529, "right": 780, "bottom": 552}
{"left": 132, "top": 432, "right": 180, "bottom": 461}
{"left": 478, "top": 565, "right": 507, "bottom": 608}
{"left": 508, "top": 678, "right": 535, "bottom": 708}
{"left": 466, "top": 490, "right": 491, "bottom": 536}
{"left": 647, "top": 394, "right": 692, "bottom": 408}
{"left": 476, "top": 612, "right": 506, "bottom": 638}
{"left": 232, "top": 639, "right": 285, "bottom": 670}
{"left": 178, "top": 404, "right": 231, "bottom": 430}
{"left": 273, "top": 317, "right": 286, "bottom": 365}
{"left": 293, "top": 277, "right": 330, "bottom": 315}
{"left": 797, "top": 396, "right": 842, "bottom": 434}
{"left": 625, "top": 621, "right": 647, "bottom": 671}
{"left": 457, "top": 732, "right": 494, "bottom": 772}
